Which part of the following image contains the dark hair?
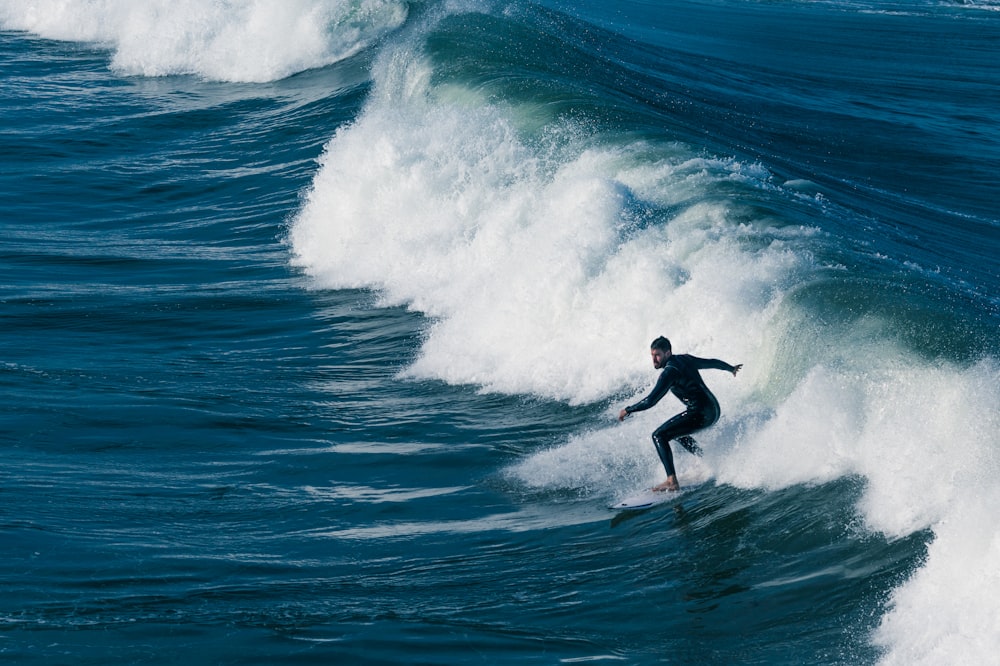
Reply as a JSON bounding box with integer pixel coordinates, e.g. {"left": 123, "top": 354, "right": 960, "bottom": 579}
{"left": 650, "top": 336, "right": 672, "bottom": 353}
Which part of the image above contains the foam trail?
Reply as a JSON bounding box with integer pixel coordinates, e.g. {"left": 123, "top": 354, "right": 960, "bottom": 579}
{"left": 506, "top": 416, "right": 716, "bottom": 499}
{"left": 0, "top": 0, "right": 407, "bottom": 82}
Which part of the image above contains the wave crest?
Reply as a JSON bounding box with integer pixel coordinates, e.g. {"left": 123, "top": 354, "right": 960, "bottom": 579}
{"left": 0, "top": 0, "right": 407, "bottom": 82}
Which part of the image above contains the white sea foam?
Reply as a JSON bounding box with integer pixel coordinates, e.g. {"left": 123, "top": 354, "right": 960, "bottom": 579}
{"left": 0, "top": 0, "right": 407, "bottom": 82}
{"left": 289, "top": 19, "right": 1000, "bottom": 664}
{"left": 867, "top": 360, "right": 1000, "bottom": 666}
{"left": 291, "top": 45, "right": 802, "bottom": 404}
{"left": 717, "top": 357, "right": 1000, "bottom": 666}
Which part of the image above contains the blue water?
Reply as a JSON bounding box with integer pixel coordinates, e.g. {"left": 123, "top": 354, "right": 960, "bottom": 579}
{"left": 2, "top": 1, "right": 999, "bottom": 664}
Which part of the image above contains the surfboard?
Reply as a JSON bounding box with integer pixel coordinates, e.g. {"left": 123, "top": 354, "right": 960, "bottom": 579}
{"left": 610, "top": 488, "right": 680, "bottom": 511}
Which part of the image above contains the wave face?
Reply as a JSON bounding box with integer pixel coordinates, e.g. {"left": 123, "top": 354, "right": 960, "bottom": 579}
{"left": 3, "top": 0, "right": 999, "bottom": 663}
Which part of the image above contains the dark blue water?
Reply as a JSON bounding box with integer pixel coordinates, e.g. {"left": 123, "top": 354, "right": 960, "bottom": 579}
{"left": 2, "top": 1, "right": 998, "bottom": 664}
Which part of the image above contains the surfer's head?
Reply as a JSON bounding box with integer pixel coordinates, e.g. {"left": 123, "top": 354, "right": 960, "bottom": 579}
{"left": 650, "top": 336, "right": 671, "bottom": 353}
{"left": 650, "top": 336, "right": 672, "bottom": 369}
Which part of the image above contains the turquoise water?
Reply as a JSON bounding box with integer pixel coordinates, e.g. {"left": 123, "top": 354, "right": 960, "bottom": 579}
{"left": 2, "top": 1, "right": 998, "bottom": 663}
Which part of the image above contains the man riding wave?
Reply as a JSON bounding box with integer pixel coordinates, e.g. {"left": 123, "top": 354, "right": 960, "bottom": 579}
{"left": 619, "top": 336, "right": 742, "bottom": 491}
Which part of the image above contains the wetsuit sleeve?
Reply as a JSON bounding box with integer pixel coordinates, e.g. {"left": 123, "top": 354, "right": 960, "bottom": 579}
{"left": 688, "top": 356, "right": 736, "bottom": 373}
{"left": 625, "top": 367, "right": 676, "bottom": 414}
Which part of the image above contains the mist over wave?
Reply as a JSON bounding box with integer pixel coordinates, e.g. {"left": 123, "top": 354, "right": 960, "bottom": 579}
{"left": 0, "top": 0, "right": 407, "bottom": 82}
{"left": 289, "top": 4, "right": 1000, "bottom": 664}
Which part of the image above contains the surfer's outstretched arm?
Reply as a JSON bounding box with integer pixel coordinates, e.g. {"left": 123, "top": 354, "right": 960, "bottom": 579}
{"left": 689, "top": 356, "right": 743, "bottom": 376}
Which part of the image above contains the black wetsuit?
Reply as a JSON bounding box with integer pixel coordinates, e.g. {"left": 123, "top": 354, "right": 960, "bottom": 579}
{"left": 624, "top": 354, "right": 736, "bottom": 478}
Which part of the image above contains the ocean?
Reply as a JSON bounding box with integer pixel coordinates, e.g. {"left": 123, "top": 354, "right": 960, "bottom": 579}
{"left": 1, "top": 0, "right": 998, "bottom": 663}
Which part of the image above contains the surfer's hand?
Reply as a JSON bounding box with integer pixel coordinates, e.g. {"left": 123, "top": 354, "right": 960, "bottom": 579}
{"left": 732, "top": 364, "right": 743, "bottom": 376}
{"left": 618, "top": 409, "right": 629, "bottom": 422}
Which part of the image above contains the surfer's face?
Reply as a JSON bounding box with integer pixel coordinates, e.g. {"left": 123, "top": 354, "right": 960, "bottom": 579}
{"left": 651, "top": 348, "right": 670, "bottom": 369}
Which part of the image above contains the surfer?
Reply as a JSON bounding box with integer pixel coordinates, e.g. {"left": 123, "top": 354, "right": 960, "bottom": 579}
{"left": 618, "top": 336, "right": 741, "bottom": 492}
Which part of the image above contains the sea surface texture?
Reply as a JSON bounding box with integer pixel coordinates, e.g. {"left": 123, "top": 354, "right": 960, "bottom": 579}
{"left": 2, "top": 1, "right": 998, "bottom": 664}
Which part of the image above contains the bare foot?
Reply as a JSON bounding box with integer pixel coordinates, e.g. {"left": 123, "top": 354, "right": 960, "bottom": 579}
{"left": 652, "top": 478, "right": 680, "bottom": 493}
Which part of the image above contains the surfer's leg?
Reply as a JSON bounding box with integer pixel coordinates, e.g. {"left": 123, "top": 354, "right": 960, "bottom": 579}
{"left": 651, "top": 403, "right": 721, "bottom": 490}
{"left": 651, "top": 411, "right": 706, "bottom": 491}
{"left": 651, "top": 429, "right": 678, "bottom": 479}
{"left": 653, "top": 412, "right": 707, "bottom": 458}
{"left": 676, "top": 436, "right": 702, "bottom": 456}
{"left": 671, "top": 400, "right": 719, "bottom": 457}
